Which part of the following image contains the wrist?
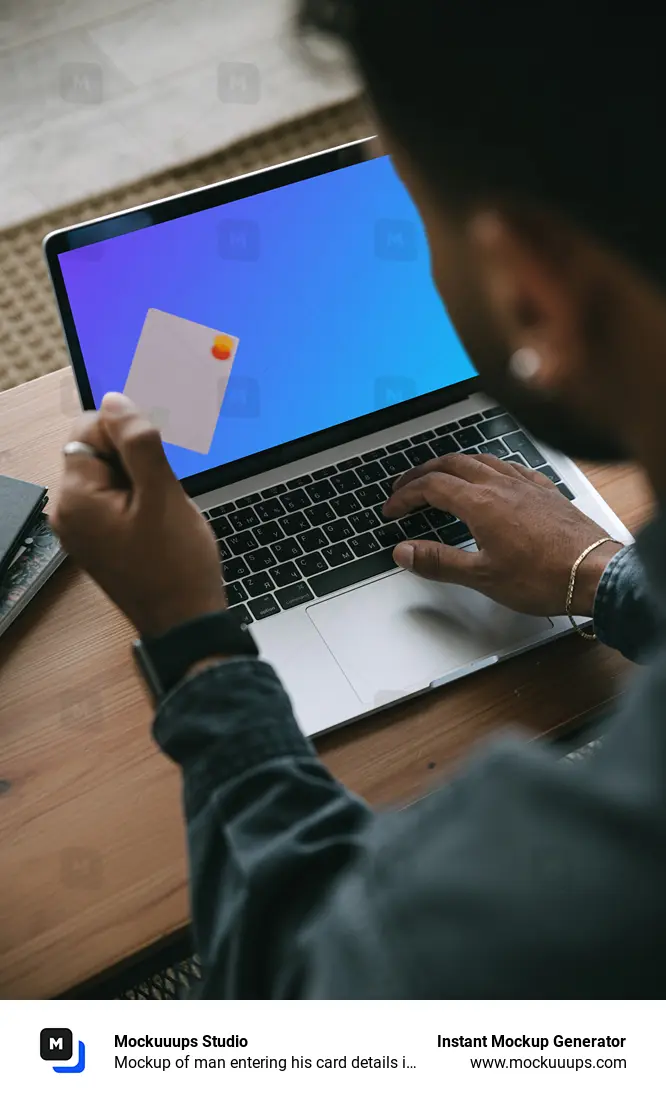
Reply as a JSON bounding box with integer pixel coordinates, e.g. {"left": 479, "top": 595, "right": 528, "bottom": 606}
{"left": 569, "top": 542, "right": 622, "bottom": 617}
{"left": 134, "top": 593, "right": 227, "bottom": 639}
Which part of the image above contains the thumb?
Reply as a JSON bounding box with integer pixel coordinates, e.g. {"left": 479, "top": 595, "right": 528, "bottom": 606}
{"left": 393, "top": 539, "right": 479, "bottom": 584}
{"left": 100, "top": 392, "right": 175, "bottom": 492}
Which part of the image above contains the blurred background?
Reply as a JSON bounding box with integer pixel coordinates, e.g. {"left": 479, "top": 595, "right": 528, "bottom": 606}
{"left": 0, "top": 0, "right": 357, "bottom": 228}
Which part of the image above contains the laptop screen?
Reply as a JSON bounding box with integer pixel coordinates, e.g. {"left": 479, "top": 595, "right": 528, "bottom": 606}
{"left": 57, "top": 154, "right": 475, "bottom": 481}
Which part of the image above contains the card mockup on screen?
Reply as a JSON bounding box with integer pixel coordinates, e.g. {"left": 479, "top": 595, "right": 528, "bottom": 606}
{"left": 122, "top": 307, "right": 240, "bottom": 454}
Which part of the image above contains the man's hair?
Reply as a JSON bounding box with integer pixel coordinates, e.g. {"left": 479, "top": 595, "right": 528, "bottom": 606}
{"left": 296, "top": 3, "right": 665, "bottom": 282}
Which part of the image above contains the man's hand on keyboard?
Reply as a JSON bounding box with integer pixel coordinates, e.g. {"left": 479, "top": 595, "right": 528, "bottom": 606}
{"left": 383, "top": 453, "right": 617, "bottom": 617}
{"left": 53, "top": 392, "right": 226, "bottom": 637}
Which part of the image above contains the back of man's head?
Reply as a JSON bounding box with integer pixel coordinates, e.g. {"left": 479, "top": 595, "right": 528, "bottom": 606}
{"left": 297, "top": 4, "right": 665, "bottom": 286}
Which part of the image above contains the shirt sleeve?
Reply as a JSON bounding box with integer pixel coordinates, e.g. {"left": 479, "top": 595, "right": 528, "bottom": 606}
{"left": 153, "top": 644, "right": 666, "bottom": 999}
{"left": 593, "top": 544, "right": 658, "bottom": 662}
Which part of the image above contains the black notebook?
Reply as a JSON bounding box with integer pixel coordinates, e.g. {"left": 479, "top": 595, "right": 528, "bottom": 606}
{"left": 0, "top": 514, "right": 66, "bottom": 639}
{"left": 0, "top": 473, "right": 48, "bottom": 580}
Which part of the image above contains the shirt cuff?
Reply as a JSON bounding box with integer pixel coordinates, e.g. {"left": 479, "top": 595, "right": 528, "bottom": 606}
{"left": 593, "top": 544, "right": 655, "bottom": 662}
{"left": 152, "top": 657, "right": 316, "bottom": 784}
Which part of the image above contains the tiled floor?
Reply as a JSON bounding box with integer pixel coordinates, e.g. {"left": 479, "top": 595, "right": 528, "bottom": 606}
{"left": 1, "top": 0, "right": 356, "bottom": 229}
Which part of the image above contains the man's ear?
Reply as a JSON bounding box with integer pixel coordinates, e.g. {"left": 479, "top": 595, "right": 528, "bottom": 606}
{"left": 465, "top": 210, "right": 586, "bottom": 392}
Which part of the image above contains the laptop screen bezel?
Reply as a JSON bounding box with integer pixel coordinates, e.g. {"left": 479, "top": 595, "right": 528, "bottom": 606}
{"left": 43, "top": 137, "right": 478, "bottom": 498}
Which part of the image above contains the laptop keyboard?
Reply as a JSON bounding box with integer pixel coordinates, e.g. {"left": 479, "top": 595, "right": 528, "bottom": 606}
{"left": 202, "top": 408, "right": 574, "bottom": 625}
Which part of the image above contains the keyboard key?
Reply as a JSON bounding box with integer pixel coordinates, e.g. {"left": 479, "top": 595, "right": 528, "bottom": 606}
{"left": 506, "top": 452, "right": 528, "bottom": 467}
{"left": 236, "top": 492, "right": 261, "bottom": 507}
{"left": 255, "top": 498, "right": 286, "bottom": 522}
{"left": 503, "top": 431, "right": 546, "bottom": 467}
{"left": 276, "top": 581, "right": 313, "bottom": 610}
{"left": 226, "top": 580, "right": 248, "bottom": 606}
{"left": 454, "top": 426, "right": 484, "bottom": 448}
{"left": 361, "top": 446, "right": 387, "bottom": 461}
{"left": 431, "top": 435, "right": 460, "bottom": 457}
{"left": 459, "top": 413, "right": 484, "bottom": 426}
{"left": 286, "top": 474, "right": 312, "bottom": 488}
{"left": 226, "top": 604, "right": 254, "bottom": 626}
{"left": 438, "top": 520, "right": 473, "bottom": 546}
{"left": 483, "top": 406, "right": 504, "bottom": 418}
{"left": 248, "top": 593, "right": 281, "bottom": 620}
{"left": 381, "top": 452, "right": 410, "bottom": 477}
{"left": 312, "top": 465, "right": 337, "bottom": 481}
{"left": 254, "top": 521, "right": 284, "bottom": 546}
{"left": 423, "top": 507, "right": 456, "bottom": 528}
{"left": 479, "top": 414, "right": 518, "bottom": 439}
{"left": 376, "top": 523, "right": 403, "bottom": 548}
{"left": 298, "top": 551, "right": 328, "bottom": 577}
{"left": 558, "top": 483, "right": 575, "bottom": 500}
{"left": 478, "top": 438, "right": 509, "bottom": 458}
{"left": 411, "top": 429, "right": 435, "bottom": 442}
{"left": 386, "top": 439, "right": 409, "bottom": 453}
{"left": 272, "top": 538, "right": 302, "bottom": 563}
{"left": 536, "top": 464, "right": 559, "bottom": 483}
{"left": 305, "top": 479, "right": 337, "bottom": 504}
{"left": 322, "top": 542, "right": 354, "bottom": 567}
{"left": 281, "top": 512, "right": 311, "bottom": 536}
{"left": 331, "top": 493, "right": 361, "bottom": 517}
{"left": 304, "top": 502, "right": 336, "bottom": 526}
{"left": 322, "top": 519, "right": 354, "bottom": 542}
{"left": 434, "top": 421, "right": 458, "bottom": 436}
{"left": 217, "top": 539, "right": 232, "bottom": 562}
{"left": 230, "top": 507, "right": 260, "bottom": 531}
{"left": 270, "top": 562, "right": 302, "bottom": 587}
{"left": 245, "top": 547, "right": 277, "bottom": 572}
{"left": 209, "top": 501, "right": 235, "bottom": 515}
{"left": 331, "top": 470, "right": 361, "bottom": 493}
{"left": 298, "top": 529, "right": 329, "bottom": 552}
{"left": 349, "top": 532, "right": 380, "bottom": 557}
{"left": 405, "top": 443, "right": 434, "bottom": 466}
{"left": 350, "top": 508, "right": 380, "bottom": 533}
{"left": 357, "top": 483, "right": 386, "bottom": 507}
{"left": 210, "top": 514, "right": 233, "bottom": 538}
{"left": 310, "top": 548, "right": 397, "bottom": 597}
{"left": 357, "top": 461, "right": 386, "bottom": 485}
{"left": 400, "top": 513, "right": 431, "bottom": 537}
{"left": 462, "top": 448, "right": 478, "bottom": 455}
{"left": 261, "top": 483, "right": 285, "bottom": 498}
{"left": 337, "top": 456, "right": 362, "bottom": 470}
{"left": 227, "top": 531, "right": 258, "bottom": 555}
{"left": 245, "top": 571, "right": 276, "bottom": 599}
{"left": 225, "top": 557, "right": 251, "bottom": 582}
{"left": 282, "top": 488, "right": 310, "bottom": 512}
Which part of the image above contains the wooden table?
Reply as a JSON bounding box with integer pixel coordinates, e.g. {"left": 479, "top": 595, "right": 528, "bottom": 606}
{"left": 0, "top": 369, "right": 653, "bottom": 999}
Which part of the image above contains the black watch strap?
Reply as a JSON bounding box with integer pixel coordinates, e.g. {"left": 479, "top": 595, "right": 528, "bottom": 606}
{"left": 133, "top": 609, "right": 259, "bottom": 701}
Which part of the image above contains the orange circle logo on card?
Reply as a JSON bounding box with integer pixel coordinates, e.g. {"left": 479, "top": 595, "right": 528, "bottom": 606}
{"left": 211, "top": 334, "right": 233, "bottom": 361}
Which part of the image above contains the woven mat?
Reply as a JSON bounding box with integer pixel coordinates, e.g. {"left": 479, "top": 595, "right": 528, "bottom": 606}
{"left": 0, "top": 96, "right": 371, "bottom": 393}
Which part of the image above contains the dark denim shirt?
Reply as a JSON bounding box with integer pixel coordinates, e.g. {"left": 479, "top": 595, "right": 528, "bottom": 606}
{"left": 154, "top": 537, "right": 666, "bottom": 997}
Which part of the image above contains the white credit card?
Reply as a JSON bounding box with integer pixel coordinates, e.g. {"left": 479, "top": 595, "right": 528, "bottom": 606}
{"left": 122, "top": 307, "right": 240, "bottom": 454}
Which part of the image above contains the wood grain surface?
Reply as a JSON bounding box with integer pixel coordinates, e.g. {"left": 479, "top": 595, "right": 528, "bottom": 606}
{"left": 0, "top": 369, "right": 654, "bottom": 998}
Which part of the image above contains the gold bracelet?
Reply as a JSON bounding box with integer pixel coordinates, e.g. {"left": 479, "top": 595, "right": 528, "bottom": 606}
{"left": 565, "top": 537, "right": 622, "bottom": 640}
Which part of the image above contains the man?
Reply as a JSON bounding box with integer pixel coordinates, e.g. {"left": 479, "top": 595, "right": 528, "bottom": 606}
{"left": 53, "top": 14, "right": 666, "bottom": 996}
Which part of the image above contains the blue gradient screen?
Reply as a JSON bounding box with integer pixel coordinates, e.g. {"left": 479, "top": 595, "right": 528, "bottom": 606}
{"left": 58, "top": 155, "right": 475, "bottom": 480}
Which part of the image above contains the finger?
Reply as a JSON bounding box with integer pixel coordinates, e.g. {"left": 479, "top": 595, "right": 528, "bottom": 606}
{"left": 513, "top": 464, "right": 561, "bottom": 491}
{"left": 384, "top": 469, "right": 478, "bottom": 521}
{"left": 392, "top": 452, "right": 506, "bottom": 494}
{"left": 62, "top": 412, "right": 116, "bottom": 492}
{"left": 393, "top": 537, "right": 480, "bottom": 584}
{"left": 99, "top": 392, "right": 176, "bottom": 493}
{"left": 472, "top": 454, "right": 526, "bottom": 480}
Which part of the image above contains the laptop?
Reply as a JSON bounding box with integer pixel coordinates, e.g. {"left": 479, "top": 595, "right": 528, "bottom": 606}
{"left": 43, "top": 137, "right": 630, "bottom": 738}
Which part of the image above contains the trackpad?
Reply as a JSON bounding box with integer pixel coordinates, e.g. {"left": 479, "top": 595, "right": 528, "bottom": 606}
{"left": 307, "top": 570, "right": 553, "bottom": 705}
